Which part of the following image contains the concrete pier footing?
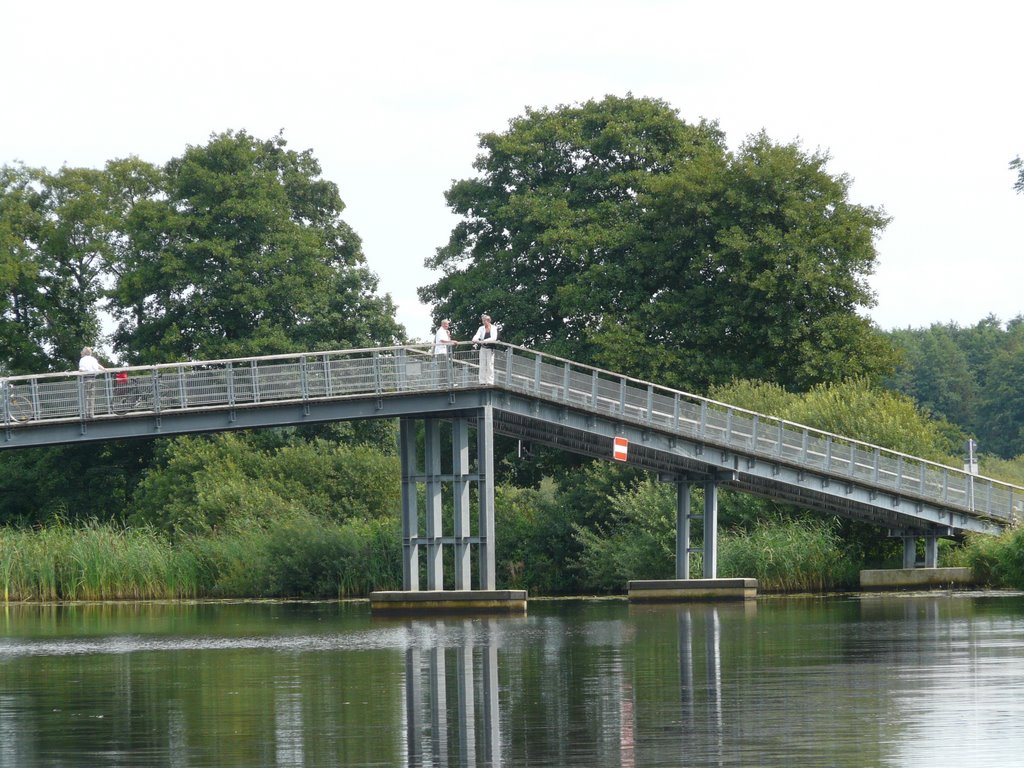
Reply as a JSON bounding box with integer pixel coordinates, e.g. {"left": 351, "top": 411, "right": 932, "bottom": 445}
{"left": 627, "top": 578, "right": 758, "bottom": 602}
{"left": 859, "top": 567, "right": 976, "bottom": 591}
{"left": 369, "top": 589, "right": 528, "bottom": 614}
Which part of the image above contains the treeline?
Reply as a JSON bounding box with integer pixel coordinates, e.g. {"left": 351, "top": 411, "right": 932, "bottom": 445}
{"left": 887, "top": 317, "right": 1024, "bottom": 462}
{"left": 3, "top": 97, "right": 1024, "bottom": 599}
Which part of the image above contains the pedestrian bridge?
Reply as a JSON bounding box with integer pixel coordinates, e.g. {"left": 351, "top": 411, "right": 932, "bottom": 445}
{"left": 3, "top": 342, "right": 1019, "bottom": 591}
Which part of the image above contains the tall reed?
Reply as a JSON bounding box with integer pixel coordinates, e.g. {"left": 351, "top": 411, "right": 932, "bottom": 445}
{"left": 0, "top": 521, "right": 201, "bottom": 602}
{"left": 718, "top": 517, "right": 860, "bottom": 592}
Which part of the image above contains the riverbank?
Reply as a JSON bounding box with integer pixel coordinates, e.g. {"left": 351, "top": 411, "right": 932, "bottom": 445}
{"left": 2, "top": 517, "right": 1018, "bottom": 602}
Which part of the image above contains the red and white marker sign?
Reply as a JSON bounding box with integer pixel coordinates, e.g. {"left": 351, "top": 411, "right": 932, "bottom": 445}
{"left": 613, "top": 436, "right": 629, "bottom": 462}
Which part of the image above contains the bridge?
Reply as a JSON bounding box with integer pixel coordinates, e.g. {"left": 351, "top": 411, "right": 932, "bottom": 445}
{"left": 3, "top": 342, "right": 1019, "bottom": 599}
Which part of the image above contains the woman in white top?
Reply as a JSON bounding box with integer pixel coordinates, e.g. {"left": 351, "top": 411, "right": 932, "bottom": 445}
{"left": 471, "top": 314, "right": 498, "bottom": 384}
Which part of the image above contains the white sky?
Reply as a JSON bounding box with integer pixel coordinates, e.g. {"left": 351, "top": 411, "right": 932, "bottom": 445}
{"left": 3, "top": 0, "right": 1022, "bottom": 342}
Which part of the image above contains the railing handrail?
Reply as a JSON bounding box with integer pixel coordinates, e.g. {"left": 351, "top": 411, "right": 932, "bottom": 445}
{"left": 4, "top": 342, "right": 1022, "bottom": 501}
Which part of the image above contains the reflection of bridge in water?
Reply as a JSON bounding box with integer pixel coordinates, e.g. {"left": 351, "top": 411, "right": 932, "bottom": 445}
{"left": 3, "top": 342, "right": 1020, "bottom": 595}
{"left": 401, "top": 605, "right": 740, "bottom": 767}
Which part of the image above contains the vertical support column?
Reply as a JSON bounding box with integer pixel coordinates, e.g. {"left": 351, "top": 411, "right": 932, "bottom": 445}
{"left": 425, "top": 419, "right": 443, "bottom": 590}
{"left": 453, "top": 418, "right": 472, "bottom": 589}
{"left": 456, "top": 629, "right": 477, "bottom": 760}
{"left": 703, "top": 480, "right": 718, "bottom": 579}
{"left": 428, "top": 640, "right": 449, "bottom": 763}
{"left": 405, "top": 645, "right": 422, "bottom": 764}
{"left": 924, "top": 534, "right": 939, "bottom": 568}
{"left": 481, "top": 619, "right": 502, "bottom": 766}
{"left": 676, "top": 482, "right": 691, "bottom": 580}
{"left": 399, "top": 418, "right": 420, "bottom": 591}
{"left": 477, "top": 406, "right": 497, "bottom": 590}
{"left": 903, "top": 536, "right": 917, "bottom": 569}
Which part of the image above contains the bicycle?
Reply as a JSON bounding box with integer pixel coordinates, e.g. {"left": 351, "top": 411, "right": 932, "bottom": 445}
{"left": 4, "top": 385, "right": 32, "bottom": 423}
{"left": 112, "top": 378, "right": 154, "bottom": 414}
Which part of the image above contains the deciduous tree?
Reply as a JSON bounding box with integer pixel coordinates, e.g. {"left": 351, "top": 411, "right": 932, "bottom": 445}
{"left": 421, "top": 95, "right": 895, "bottom": 392}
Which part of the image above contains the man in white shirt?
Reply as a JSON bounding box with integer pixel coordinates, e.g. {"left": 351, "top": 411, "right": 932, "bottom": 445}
{"left": 432, "top": 319, "right": 456, "bottom": 386}
{"left": 433, "top": 319, "right": 455, "bottom": 355}
{"left": 79, "top": 346, "right": 105, "bottom": 417}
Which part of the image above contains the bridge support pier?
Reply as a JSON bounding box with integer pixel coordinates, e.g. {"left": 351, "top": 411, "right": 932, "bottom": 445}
{"left": 372, "top": 406, "right": 526, "bottom": 614}
{"left": 632, "top": 471, "right": 756, "bottom": 602}
{"left": 902, "top": 534, "right": 939, "bottom": 569}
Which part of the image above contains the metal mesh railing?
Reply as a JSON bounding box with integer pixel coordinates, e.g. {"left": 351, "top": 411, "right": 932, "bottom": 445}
{"left": 2, "top": 342, "right": 1020, "bottom": 524}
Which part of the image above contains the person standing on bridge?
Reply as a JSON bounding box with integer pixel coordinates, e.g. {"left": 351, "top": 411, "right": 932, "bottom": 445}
{"left": 79, "top": 346, "right": 105, "bottom": 418}
{"left": 433, "top": 319, "right": 456, "bottom": 355}
{"left": 472, "top": 314, "right": 498, "bottom": 384}
{"left": 432, "top": 319, "right": 457, "bottom": 386}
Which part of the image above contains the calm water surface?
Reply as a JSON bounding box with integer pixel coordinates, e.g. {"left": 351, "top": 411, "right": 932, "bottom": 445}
{"left": 2, "top": 593, "right": 1024, "bottom": 767}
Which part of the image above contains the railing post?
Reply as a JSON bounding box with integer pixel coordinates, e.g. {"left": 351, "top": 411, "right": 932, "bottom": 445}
{"left": 563, "top": 363, "right": 571, "bottom": 403}
{"left": 176, "top": 364, "right": 187, "bottom": 408}
{"left": 533, "top": 354, "right": 542, "bottom": 395}
{"left": 591, "top": 370, "right": 599, "bottom": 409}
{"left": 227, "top": 363, "right": 236, "bottom": 407}
{"left": 250, "top": 360, "right": 260, "bottom": 402}
{"left": 373, "top": 351, "right": 384, "bottom": 395}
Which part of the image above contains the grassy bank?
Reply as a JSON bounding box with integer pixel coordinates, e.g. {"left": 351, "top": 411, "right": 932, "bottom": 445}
{"left": 0, "top": 515, "right": 402, "bottom": 602}
{"left": 4, "top": 515, "right": 1012, "bottom": 603}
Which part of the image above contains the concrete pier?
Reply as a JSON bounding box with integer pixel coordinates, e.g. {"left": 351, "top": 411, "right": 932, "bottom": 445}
{"left": 859, "top": 567, "right": 977, "bottom": 591}
{"left": 627, "top": 578, "right": 758, "bottom": 602}
{"left": 369, "top": 589, "right": 528, "bottom": 614}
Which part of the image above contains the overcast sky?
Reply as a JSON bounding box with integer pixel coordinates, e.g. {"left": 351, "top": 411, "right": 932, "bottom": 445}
{"left": 3, "top": 0, "right": 1022, "bottom": 342}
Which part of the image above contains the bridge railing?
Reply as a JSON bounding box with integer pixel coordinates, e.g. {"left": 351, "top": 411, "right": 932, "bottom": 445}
{"left": 459, "top": 343, "right": 1020, "bottom": 525}
{"left": 2, "top": 342, "right": 1020, "bottom": 523}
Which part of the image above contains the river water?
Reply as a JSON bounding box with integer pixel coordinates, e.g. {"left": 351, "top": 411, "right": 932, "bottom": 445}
{"left": 2, "top": 592, "right": 1024, "bottom": 767}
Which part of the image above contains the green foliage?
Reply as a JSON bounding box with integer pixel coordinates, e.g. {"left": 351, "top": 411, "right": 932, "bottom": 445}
{"left": 0, "top": 513, "right": 402, "bottom": 601}
{"left": 885, "top": 316, "right": 1024, "bottom": 460}
{"left": 569, "top": 477, "right": 860, "bottom": 594}
{"left": 0, "top": 164, "right": 113, "bottom": 373}
{"left": 107, "top": 131, "right": 402, "bottom": 362}
{"left": 707, "top": 379, "right": 798, "bottom": 418}
{"left": 183, "top": 512, "right": 402, "bottom": 598}
{"left": 958, "top": 525, "right": 1024, "bottom": 588}
{"left": 129, "top": 432, "right": 401, "bottom": 534}
{"left": 0, "top": 441, "right": 155, "bottom": 526}
{"left": 0, "top": 519, "right": 198, "bottom": 601}
{"left": 783, "top": 377, "right": 959, "bottom": 462}
{"left": 718, "top": 517, "right": 860, "bottom": 592}
{"left": 423, "top": 95, "right": 895, "bottom": 392}
{"left": 573, "top": 478, "right": 678, "bottom": 592}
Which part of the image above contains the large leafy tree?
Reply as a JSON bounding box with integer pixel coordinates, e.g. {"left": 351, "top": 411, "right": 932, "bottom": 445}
{"left": 421, "top": 95, "right": 895, "bottom": 392}
{"left": 0, "top": 164, "right": 113, "bottom": 373}
{"left": 108, "top": 130, "right": 402, "bottom": 363}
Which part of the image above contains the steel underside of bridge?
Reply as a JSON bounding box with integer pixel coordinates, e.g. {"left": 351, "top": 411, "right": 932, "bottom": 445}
{"left": 489, "top": 393, "right": 985, "bottom": 536}
{"left": 3, "top": 384, "right": 999, "bottom": 537}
